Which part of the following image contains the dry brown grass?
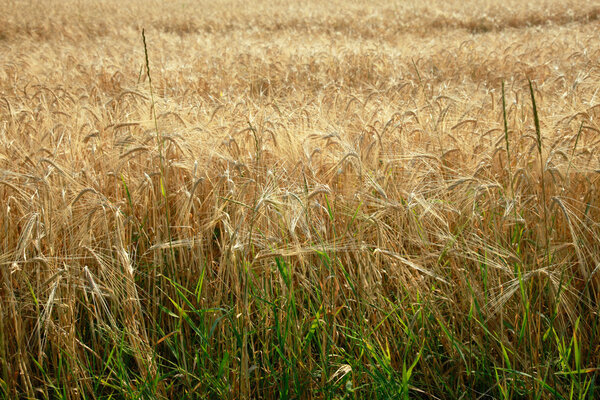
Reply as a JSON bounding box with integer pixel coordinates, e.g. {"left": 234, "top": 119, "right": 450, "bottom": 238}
{"left": 2, "top": 0, "right": 600, "bottom": 398}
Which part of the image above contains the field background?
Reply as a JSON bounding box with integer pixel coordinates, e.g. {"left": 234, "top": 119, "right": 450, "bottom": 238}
{"left": 2, "top": 0, "right": 600, "bottom": 398}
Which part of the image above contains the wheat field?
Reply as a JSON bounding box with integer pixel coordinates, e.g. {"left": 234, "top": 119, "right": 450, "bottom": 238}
{"left": 2, "top": 0, "right": 600, "bottom": 398}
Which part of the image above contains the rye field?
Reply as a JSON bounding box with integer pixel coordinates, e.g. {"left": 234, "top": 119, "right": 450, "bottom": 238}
{"left": 2, "top": 0, "right": 600, "bottom": 398}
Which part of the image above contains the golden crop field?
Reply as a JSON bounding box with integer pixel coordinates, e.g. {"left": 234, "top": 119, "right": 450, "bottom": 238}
{"left": 2, "top": 0, "right": 600, "bottom": 398}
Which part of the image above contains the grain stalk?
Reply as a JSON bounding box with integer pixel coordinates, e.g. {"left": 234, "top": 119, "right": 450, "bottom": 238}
{"left": 528, "top": 80, "right": 550, "bottom": 264}
{"left": 142, "top": 29, "right": 175, "bottom": 262}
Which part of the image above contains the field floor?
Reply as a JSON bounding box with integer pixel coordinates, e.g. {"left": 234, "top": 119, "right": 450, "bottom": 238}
{"left": 2, "top": 0, "right": 600, "bottom": 398}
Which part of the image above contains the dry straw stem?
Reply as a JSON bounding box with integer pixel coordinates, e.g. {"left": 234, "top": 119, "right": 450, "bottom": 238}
{"left": 1, "top": 0, "right": 600, "bottom": 398}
